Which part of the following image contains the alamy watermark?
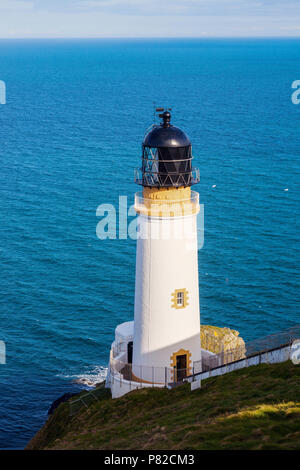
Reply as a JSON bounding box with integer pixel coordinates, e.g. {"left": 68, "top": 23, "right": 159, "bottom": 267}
{"left": 96, "top": 196, "right": 204, "bottom": 250}
{"left": 290, "top": 339, "right": 300, "bottom": 365}
{"left": 0, "top": 80, "right": 6, "bottom": 105}
{"left": 291, "top": 80, "right": 300, "bottom": 105}
{"left": 0, "top": 341, "right": 6, "bottom": 364}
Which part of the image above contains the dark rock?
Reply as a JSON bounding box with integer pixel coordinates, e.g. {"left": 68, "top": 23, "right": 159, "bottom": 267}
{"left": 48, "top": 392, "right": 79, "bottom": 415}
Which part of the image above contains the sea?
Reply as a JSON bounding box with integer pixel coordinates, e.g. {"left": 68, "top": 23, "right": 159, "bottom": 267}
{"left": 0, "top": 38, "right": 299, "bottom": 449}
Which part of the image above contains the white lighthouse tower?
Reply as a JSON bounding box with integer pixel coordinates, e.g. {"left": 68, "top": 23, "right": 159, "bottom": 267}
{"left": 107, "top": 110, "right": 202, "bottom": 397}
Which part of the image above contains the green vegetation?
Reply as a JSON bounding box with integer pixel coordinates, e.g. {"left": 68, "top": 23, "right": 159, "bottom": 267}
{"left": 26, "top": 361, "right": 300, "bottom": 450}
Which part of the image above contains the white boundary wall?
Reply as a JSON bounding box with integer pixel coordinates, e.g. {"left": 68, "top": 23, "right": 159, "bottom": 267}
{"left": 105, "top": 347, "right": 165, "bottom": 399}
{"left": 106, "top": 341, "right": 294, "bottom": 399}
{"left": 109, "top": 373, "right": 165, "bottom": 399}
{"left": 186, "top": 344, "right": 292, "bottom": 383}
{"left": 106, "top": 363, "right": 165, "bottom": 399}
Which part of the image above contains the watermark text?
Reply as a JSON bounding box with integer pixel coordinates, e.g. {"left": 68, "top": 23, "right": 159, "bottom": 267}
{"left": 291, "top": 80, "right": 300, "bottom": 105}
{"left": 0, "top": 80, "right": 6, "bottom": 105}
{"left": 96, "top": 196, "right": 204, "bottom": 250}
{"left": 290, "top": 339, "right": 300, "bottom": 365}
{"left": 0, "top": 341, "right": 6, "bottom": 364}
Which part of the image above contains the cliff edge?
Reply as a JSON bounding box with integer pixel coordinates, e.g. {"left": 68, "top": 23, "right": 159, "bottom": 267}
{"left": 26, "top": 361, "right": 300, "bottom": 450}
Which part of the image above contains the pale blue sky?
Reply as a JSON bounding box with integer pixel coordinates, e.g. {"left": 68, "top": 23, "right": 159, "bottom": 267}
{"left": 0, "top": 0, "right": 300, "bottom": 38}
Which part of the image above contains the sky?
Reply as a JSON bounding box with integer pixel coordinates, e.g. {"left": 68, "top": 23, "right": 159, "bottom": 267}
{"left": 0, "top": 0, "right": 300, "bottom": 38}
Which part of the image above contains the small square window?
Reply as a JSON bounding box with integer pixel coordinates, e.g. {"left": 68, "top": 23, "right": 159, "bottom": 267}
{"left": 171, "top": 288, "right": 189, "bottom": 309}
{"left": 177, "top": 291, "right": 184, "bottom": 307}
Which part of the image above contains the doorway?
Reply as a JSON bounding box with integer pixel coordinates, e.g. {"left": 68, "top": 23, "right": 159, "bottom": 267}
{"left": 176, "top": 354, "right": 187, "bottom": 382}
{"left": 127, "top": 341, "right": 133, "bottom": 364}
{"left": 170, "top": 348, "right": 191, "bottom": 382}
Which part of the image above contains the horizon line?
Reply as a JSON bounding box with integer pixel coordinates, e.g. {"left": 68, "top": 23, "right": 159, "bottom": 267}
{"left": 0, "top": 36, "right": 300, "bottom": 40}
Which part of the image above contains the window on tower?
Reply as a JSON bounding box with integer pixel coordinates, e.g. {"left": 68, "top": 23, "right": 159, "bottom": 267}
{"left": 171, "top": 288, "right": 189, "bottom": 309}
{"left": 177, "top": 291, "right": 184, "bottom": 307}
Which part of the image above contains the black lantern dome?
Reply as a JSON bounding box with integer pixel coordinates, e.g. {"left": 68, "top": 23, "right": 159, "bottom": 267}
{"left": 143, "top": 111, "right": 191, "bottom": 148}
{"left": 135, "top": 111, "right": 199, "bottom": 188}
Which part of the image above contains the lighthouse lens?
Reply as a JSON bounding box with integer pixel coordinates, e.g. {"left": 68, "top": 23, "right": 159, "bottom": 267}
{"left": 158, "top": 146, "right": 191, "bottom": 174}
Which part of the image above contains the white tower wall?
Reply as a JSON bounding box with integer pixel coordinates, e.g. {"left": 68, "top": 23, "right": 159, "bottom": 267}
{"left": 133, "top": 212, "right": 201, "bottom": 381}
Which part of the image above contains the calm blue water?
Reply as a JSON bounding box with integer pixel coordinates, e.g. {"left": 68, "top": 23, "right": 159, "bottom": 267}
{"left": 0, "top": 39, "right": 299, "bottom": 449}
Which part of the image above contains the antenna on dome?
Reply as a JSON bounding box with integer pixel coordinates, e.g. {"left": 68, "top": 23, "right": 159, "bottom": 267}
{"left": 152, "top": 105, "right": 173, "bottom": 125}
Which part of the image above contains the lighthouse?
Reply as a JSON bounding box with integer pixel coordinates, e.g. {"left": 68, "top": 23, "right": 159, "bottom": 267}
{"left": 107, "top": 110, "right": 202, "bottom": 397}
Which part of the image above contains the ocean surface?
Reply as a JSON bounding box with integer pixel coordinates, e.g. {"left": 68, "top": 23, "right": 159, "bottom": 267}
{"left": 0, "top": 39, "right": 299, "bottom": 449}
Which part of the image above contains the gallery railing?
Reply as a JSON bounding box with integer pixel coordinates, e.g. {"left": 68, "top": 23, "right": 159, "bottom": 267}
{"left": 134, "top": 167, "right": 200, "bottom": 188}
{"left": 109, "top": 353, "right": 192, "bottom": 386}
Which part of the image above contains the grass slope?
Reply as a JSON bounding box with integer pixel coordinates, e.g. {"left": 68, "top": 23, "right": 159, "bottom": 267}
{"left": 26, "top": 361, "right": 300, "bottom": 450}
